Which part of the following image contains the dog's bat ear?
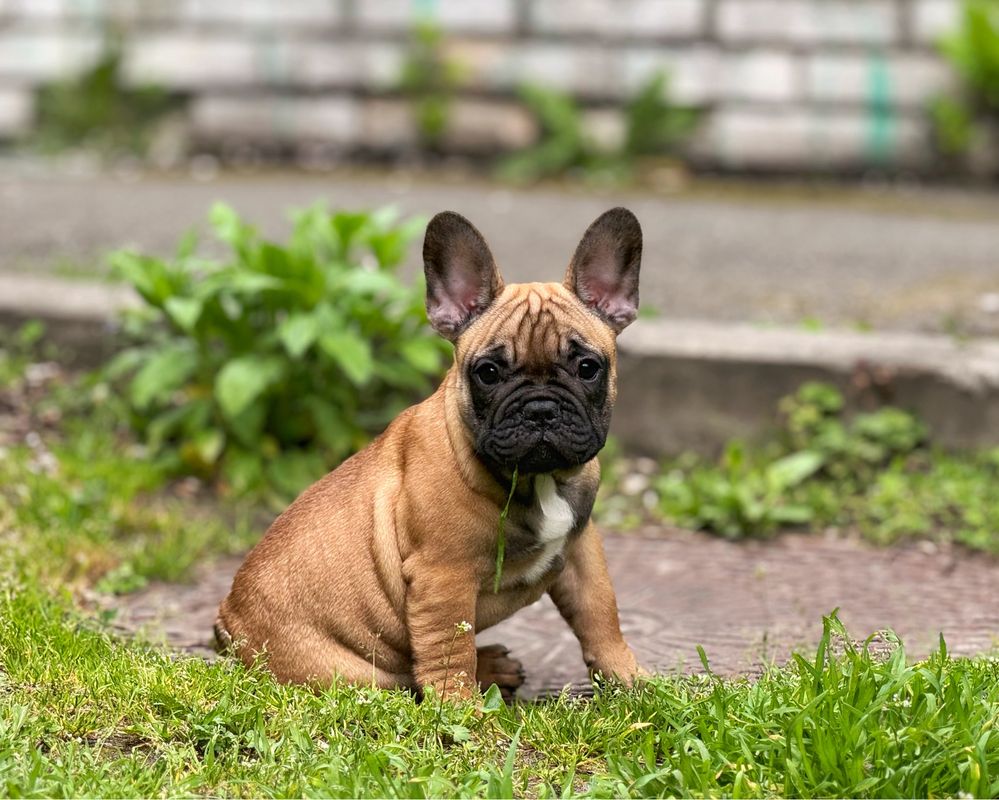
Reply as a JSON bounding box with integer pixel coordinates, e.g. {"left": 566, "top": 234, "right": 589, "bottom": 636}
{"left": 564, "top": 207, "right": 642, "bottom": 334}
{"left": 423, "top": 211, "right": 504, "bottom": 341}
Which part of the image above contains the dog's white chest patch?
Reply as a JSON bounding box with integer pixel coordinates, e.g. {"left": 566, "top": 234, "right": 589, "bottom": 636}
{"left": 534, "top": 475, "right": 574, "bottom": 541}
{"left": 521, "top": 474, "right": 574, "bottom": 583}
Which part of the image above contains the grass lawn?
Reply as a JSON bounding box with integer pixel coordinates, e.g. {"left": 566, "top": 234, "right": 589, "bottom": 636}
{"left": 4, "top": 586, "right": 998, "bottom": 798}
{"left": 1, "top": 355, "right": 998, "bottom": 798}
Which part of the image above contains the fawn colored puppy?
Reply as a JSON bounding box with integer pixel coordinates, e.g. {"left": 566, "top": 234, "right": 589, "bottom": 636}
{"left": 216, "top": 208, "right": 645, "bottom": 698}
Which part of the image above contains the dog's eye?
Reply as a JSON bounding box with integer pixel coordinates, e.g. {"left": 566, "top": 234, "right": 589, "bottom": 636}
{"left": 473, "top": 361, "right": 501, "bottom": 386}
{"left": 578, "top": 358, "right": 601, "bottom": 381}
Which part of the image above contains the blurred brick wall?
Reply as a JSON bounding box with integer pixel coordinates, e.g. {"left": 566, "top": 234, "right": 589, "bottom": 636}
{"left": 0, "top": 0, "right": 963, "bottom": 171}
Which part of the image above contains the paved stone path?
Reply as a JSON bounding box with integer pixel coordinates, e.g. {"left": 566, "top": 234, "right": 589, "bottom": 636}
{"left": 3, "top": 169, "right": 999, "bottom": 335}
{"left": 114, "top": 527, "right": 999, "bottom": 698}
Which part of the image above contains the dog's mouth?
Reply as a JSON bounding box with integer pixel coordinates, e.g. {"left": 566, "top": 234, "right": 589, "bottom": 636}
{"left": 478, "top": 430, "right": 601, "bottom": 477}
{"left": 512, "top": 439, "right": 565, "bottom": 475}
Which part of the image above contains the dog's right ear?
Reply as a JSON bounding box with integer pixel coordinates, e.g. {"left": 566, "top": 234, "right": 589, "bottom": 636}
{"left": 423, "top": 211, "right": 504, "bottom": 341}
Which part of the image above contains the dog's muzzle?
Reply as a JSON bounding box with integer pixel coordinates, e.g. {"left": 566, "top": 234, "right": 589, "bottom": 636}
{"left": 478, "top": 388, "right": 604, "bottom": 474}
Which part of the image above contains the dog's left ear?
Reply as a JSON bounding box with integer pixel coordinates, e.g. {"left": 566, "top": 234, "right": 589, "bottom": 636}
{"left": 424, "top": 211, "right": 505, "bottom": 341}
{"left": 564, "top": 207, "right": 642, "bottom": 333}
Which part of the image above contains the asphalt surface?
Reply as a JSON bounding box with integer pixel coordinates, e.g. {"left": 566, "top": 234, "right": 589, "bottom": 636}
{"left": 2, "top": 168, "right": 999, "bottom": 335}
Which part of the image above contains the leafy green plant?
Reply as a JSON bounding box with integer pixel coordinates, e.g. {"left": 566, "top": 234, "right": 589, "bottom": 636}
{"left": 398, "top": 21, "right": 465, "bottom": 149}
{"left": 500, "top": 72, "right": 698, "bottom": 183}
{"left": 108, "top": 204, "right": 449, "bottom": 499}
{"left": 778, "top": 381, "right": 927, "bottom": 478}
{"left": 654, "top": 383, "right": 938, "bottom": 538}
{"left": 599, "top": 381, "right": 999, "bottom": 550}
{"left": 656, "top": 445, "right": 824, "bottom": 537}
{"left": 32, "top": 37, "right": 181, "bottom": 156}
{"left": 931, "top": 0, "right": 999, "bottom": 160}
{"left": 931, "top": 95, "right": 975, "bottom": 155}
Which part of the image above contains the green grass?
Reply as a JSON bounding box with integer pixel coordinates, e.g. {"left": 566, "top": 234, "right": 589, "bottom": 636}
{"left": 2, "top": 350, "right": 998, "bottom": 796}
{"left": 2, "top": 585, "right": 997, "bottom": 797}
{"left": 0, "top": 361, "right": 259, "bottom": 595}
{"left": 1, "top": 426, "right": 258, "bottom": 595}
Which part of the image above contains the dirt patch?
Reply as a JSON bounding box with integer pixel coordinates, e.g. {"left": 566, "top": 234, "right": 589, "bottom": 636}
{"left": 112, "top": 527, "right": 999, "bottom": 698}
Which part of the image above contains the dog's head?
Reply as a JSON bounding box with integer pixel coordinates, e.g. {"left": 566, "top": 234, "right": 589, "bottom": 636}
{"left": 424, "top": 208, "right": 642, "bottom": 476}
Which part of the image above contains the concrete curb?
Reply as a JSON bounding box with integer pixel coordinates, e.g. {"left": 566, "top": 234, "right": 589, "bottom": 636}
{"left": 3, "top": 275, "right": 998, "bottom": 453}
{"left": 616, "top": 320, "right": 999, "bottom": 453}
{"left": 0, "top": 274, "right": 136, "bottom": 365}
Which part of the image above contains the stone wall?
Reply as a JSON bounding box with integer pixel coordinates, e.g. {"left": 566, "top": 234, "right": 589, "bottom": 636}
{"left": 0, "top": 0, "right": 966, "bottom": 171}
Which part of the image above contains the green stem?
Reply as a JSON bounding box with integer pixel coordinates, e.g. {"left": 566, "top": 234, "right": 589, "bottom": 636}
{"left": 493, "top": 466, "right": 519, "bottom": 593}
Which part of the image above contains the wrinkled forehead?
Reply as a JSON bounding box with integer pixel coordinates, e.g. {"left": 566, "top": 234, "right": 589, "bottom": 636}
{"left": 456, "top": 282, "right": 615, "bottom": 365}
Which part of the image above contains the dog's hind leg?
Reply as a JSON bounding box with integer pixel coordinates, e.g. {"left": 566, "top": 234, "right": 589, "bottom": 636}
{"left": 476, "top": 643, "right": 525, "bottom": 700}
{"left": 213, "top": 616, "right": 233, "bottom": 653}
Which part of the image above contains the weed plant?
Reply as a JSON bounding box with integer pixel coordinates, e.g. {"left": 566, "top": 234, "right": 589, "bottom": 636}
{"left": 108, "top": 204, "right": 449, "bottom": 501}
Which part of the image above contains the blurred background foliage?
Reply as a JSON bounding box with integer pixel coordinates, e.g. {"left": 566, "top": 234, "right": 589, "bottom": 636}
{"left": 31, "top": 34, "right": 181, "bottom": 157}
{"left": 398, "top": 21, "right": 467, "bottom": 151}
{"left": 498, "top": 73, "right": 698, "bottom": 183}
{"left": 13, "top": 1, "right": 999, "bottom": 180}
{"left": 932, "top": 0, "right": 999, "bottom": 164}
{"left": 25, "top": 18, "right": 702, "bottom": 185}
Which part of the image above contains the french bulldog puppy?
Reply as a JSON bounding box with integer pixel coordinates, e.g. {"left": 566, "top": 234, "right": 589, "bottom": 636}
{"left": 216, "top": 207, "right": 644, "bottom": 699}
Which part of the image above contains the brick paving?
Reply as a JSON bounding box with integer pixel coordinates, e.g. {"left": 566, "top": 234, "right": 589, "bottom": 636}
{"left": 113, "top": 527, "right": 999, "bottom": 698}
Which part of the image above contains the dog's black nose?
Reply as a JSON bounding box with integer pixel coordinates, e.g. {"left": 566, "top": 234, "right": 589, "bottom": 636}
{"left": 523, "top": 398, "right": 559, "bottom": 423}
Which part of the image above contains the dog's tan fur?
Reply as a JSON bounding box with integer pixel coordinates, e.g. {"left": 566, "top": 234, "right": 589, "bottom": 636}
{"left": 217, "top": 213, "right": 642, "bottom": 699}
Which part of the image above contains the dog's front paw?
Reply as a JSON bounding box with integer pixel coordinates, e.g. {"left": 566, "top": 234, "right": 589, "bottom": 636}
{"left": 476, "top": 643, "right": 525, "bottom": 700}
{"left": 589, "top": 646, "right": 647, "bottom": 687}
